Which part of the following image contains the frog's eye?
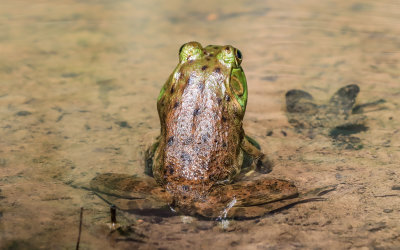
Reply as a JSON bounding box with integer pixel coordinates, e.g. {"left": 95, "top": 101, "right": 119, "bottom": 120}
{"left": 235, "top": 49, "right": 242, "bottom": 65}
{"left": 179, "top": 42, "right": 203, "bottom": 63}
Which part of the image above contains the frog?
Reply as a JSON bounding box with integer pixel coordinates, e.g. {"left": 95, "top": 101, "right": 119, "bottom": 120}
{"left": 90, "top": 42, "right": 332, "bottom": 219}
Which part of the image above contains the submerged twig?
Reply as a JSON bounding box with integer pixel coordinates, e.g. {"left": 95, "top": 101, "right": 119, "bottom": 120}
{"left": 110, "top": 204, "right": 117, "bottom": 225}
{"left": 76, "top": 207, "right": 83, "bottom": 250}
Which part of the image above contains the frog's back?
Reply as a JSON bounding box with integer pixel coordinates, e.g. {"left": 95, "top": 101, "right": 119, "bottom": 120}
{"left": 153, "top": 42, "right": 247, "bottom": 205}
{"left": 162, "top": 60, "right": 242, "bottom": 189}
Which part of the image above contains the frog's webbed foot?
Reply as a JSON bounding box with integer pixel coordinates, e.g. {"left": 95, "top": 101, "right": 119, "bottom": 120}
{"left": 225, "top": 184, "right": 337, "bottom": 219}
{"left": 193, "top": 178, "right": 297, "bottom": 219}
{"left": 240, "top": 135, "right": 273, "bottom": 177}
{"left": 193, "top": 180, "right": 336, "bottom": 219}
{"left": 90, "top": 173, "right": 172, "bottom": 214}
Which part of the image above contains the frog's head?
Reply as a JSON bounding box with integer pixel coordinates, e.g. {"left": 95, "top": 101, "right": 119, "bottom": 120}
{"left": 177, "top": 42, "right": 248, "bottom": 114}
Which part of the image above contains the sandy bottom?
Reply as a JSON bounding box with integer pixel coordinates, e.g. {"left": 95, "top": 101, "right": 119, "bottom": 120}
{"left": 0, "top": 0, "right": 399, "bottom": 249}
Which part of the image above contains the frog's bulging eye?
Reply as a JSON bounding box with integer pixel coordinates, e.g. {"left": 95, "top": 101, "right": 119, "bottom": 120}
{"left": 236, "top": 50, "right": 242, "bottom": 60}
{"left": 179, "top": 42, "right": 203, "bottom": 63}
{"left": 235, "top": 49, "right": 242, "bottom": 65}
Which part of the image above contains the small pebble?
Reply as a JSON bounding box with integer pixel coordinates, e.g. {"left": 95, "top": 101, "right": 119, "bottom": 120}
{"left": 15, "top": 111, "right": 32, "bottom": 116}
{"left": 392, "top": 185, "right": 400, "bottom": 190}
{"left": 181, "top": 216, "right": 194, "bottom": 224}
{"left": 115, "top": 121, "right": 132, "bottom": 128}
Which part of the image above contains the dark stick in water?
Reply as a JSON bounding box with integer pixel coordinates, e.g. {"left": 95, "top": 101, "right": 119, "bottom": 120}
{"left": 110, "top": 204, "right": 117, "bottom": 224}
{"left": 76, "top": 207, "right": 83, "bottom": 250}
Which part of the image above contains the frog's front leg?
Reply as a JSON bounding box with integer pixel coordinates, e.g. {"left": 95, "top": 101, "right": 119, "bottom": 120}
{"left": 193, "top": 178, "right": 299, "bottom": 219}
{"left": 241, "top": 135, "right": 272, "bottom": 175}
{"left": 90, "top": 173, "right": 172, "bottom": 212}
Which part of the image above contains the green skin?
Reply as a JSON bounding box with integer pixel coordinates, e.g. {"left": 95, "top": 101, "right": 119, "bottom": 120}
{"left": 89, "top": 42, "right": 327, "bottom": 219}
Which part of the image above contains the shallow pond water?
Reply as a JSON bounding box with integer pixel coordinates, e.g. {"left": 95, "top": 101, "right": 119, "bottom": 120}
{"left": 0, "top": 0, "right": 399, "bottom": 249}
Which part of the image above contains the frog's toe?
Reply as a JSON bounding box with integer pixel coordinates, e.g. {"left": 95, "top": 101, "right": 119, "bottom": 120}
{"left": 90, "top": 173, "right": 172, "bottom": 212}
{"left": 328, "top": 84, "right": 359, "bottom": 114}
{"left": 225, "top": 184, "right": 336, "bottom": 219}
{"left": 285, "top": 89, "right": 318, "bottom": 114}
{"left": 90, "top": 173, "right": 157, "bottom": 198}
{"left": 255, "top": 158, "right": 273, "bottom": 174}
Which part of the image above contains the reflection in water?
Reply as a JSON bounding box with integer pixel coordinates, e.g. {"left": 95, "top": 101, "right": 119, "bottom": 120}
{"left": 218, "top": 197, "right": 237, "bottom": 229}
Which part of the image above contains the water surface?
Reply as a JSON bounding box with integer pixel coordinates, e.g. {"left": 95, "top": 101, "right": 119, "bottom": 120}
{"left": 0, "top": 0, "right": 399, "bottom": 249}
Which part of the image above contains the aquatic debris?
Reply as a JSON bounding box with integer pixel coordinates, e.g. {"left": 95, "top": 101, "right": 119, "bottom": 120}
{"left": 110, "top": 204, "right": 117, "bottom": 227}
{"left": 76, "top": 207, "right": 83, "bottom": 250}
{"left": 285, "top": 84, "right": 385, "bottom": 149}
